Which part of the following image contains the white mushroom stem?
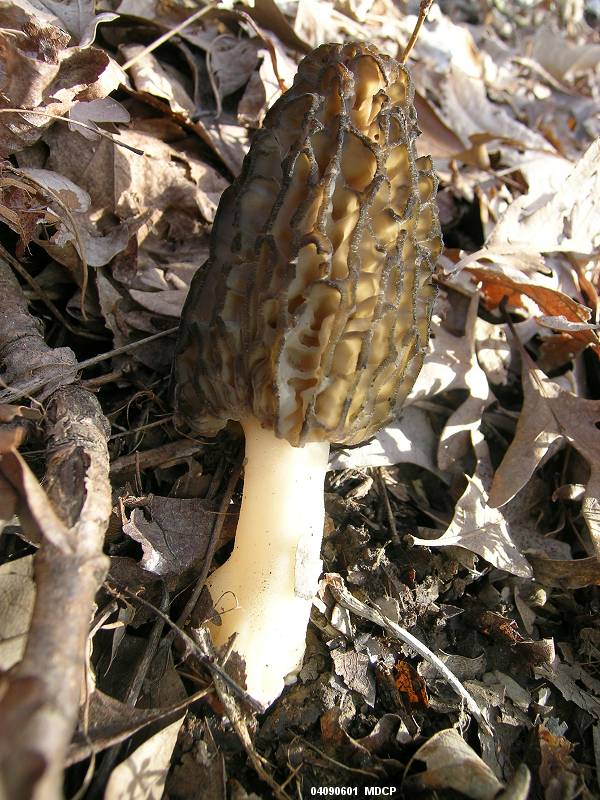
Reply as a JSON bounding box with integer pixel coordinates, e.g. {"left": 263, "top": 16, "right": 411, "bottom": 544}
{"left": 206, "top": 417, "right": 330, "bottom": 710}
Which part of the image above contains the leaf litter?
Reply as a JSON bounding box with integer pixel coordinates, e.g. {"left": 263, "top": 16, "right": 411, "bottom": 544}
{"left": 0, "top": 0, "right": 600, "bottom": 798}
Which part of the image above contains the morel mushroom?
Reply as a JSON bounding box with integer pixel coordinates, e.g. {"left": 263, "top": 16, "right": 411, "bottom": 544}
{"left": 174, "top": 42, "right": 441, "bottom": 709}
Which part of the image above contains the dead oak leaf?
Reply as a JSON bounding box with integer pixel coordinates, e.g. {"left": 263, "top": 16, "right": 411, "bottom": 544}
{"left": 466, "top": 265, "right": 591, "bottom": 321}
{"left": 121, "top": 45, "right": 196, "bottom": 117}
{"left": 0, "top": 448, "right": 73, "bottom": 553}
{"left": 121, "top": 495, "right": 235, "bottom": 577}
{"left": 527, "top": 554, "right": 600, "bottom": 590}
{"left": 412, "top": 431, "right": 533, "bottom": 578}
{"left": 488, "top": 137, "right": 600, "bottom": 256}
{"left": 15, "top": 0, "right": 117, "bottom": 47}
{"left": 0, "top": 3, "right": 124, "bottom": 156}
{"left": 412, "top": 473, "right": 532, "bottom": 578}
{"left": 404, "top": 728, "right": 504, "bottom": 799}
{"left": 411, "top": 291, "right": 492, "bottom": 471}
{"left": 466, "top": 265, "right": 600, "bottom": 360}
{"left": 489, "top": 354, "right": 600, "bottom": 553}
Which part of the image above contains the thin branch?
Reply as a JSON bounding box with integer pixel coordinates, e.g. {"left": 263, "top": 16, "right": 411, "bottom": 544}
{"left": 85, "top": 587, "right": 171, "bottom": 800}
{"left": 176, "top": 456, "right": 242, "bottom": 629}
{"left": 400, "top": 0, "right": 434, "bottom": 64}
{"left": 107, "top": 584, "right": 263, "bottom": 714}
{"left": 0, "top": 325, "right": 179, "bottom": 404}
{"left": 8, "top": 166, "right": 90, "bottom": 320}
{"left": 0, "top": 109, "right": 143, "bottom": 155}
{"left": 324, "top": 573, "right": 493, "bottom": 735}
{"left": 0, "top": 244, "right": 106, "bottom": 341}
{"left": 375, "top": 467, "right": 400, "bottom": 544}
{"left": 121, "top": 4, "right": 217, "bottom": 71}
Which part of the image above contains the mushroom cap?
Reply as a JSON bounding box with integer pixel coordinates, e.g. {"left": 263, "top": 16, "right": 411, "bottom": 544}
{"left": 175, "top": 41, "right": 441, "bottom": 446}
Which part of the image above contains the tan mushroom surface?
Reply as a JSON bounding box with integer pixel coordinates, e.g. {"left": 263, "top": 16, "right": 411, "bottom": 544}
{"left": 174, "top": 41, "right": 441, "bottom": 709}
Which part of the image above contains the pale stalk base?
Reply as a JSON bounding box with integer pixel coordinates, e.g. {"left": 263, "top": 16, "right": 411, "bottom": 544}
{"left": 206, "top": 417, "right": 330, "bottom": 710}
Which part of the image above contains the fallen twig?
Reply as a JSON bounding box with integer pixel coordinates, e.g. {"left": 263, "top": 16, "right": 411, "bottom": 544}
{"left": 323, "top": 573, "right": 493, "bottom": 736}
{"left": 0, "top": 325, "right": 178, "bottom": 404}
{"left": 105, "top": 584, "right": 264, "bottom": 714}
{"left": 400, "top": 0, "right": 434, "bottom": 64}
{"left": 191, "top": 626, "right": 292, "bottom": 800}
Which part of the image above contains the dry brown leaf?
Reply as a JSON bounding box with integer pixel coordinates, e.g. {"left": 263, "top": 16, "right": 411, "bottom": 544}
{"left": 238, "top": 43, "right": 297, "bottom": 127}
{"left": 465, "top": 264, "right": 600, "bottom": 360}
{"left": 0, "top": 449, "right": 73, "bottom": 553}
{"left": 122, "top": 45, "right": 196, "bottom": 117}
{"left": 121, "top": 495, "right": 234, "bottom": 576}
{"left": 18, "top": 167, "right": 91, "bottom": 212}
{"left": 330, "top": 406, "right": 447, "bottom": 479}
{"left": 0, "top": 18, "right": 66, "bottom": 154}
{"left": 410, "top": 298, "right": 490, "bottom": 402}
{"left": 0, "top": 174, "right": 47, "bottom": 246}
{"left": 404, "top": 728, "right": 503, "bottom": 799}
{"left": 331, "top": 647, "right": 375, "bottom": 704}
{"left": 45, "top": 126, "right": 228, "bottom": 224}
{"left": 68, "top": 97, "right": 130, "bottom": 140}
{"left": 128, "top": 287, "right": 188, "bottom": 319}
{"left": 413, "top": 92, "right": 465, "bottom": 161}
{"left": 528, "top": 554, "right": 600, "bottom": 589}
{"left": 294, "top": 0, "right": 363, "bottom": 46}
{"left": 503, "top": 478, "right": 572, "bottom": 562}
{"left": 474, "top": 318, "right": 510, "bottom": 385}
{"left": 40, "top": 215, "right": 129, "bottom": 270}
{"left": 244, "top": 0, "right": 312, "bottom": 55}
{"left": 412, "top": 431, "right": 532, "bottom": 578}
{"left": 0, "top": 556, "right": 34, "bottom": 671}
{"left": 435, "top": 64, "right": 551, "bottom": 154}
{"left": 207, "top": 35, "right": 260, "bottom": 101}
{"left": 402, "top": 7, "right": 483, "bottom": 79}
{"left": 199, "top": 120, "right": 249, "bottom": 176}
{"left": 412, "top": 478, "right": 530, "bottom": 577}
{"left": 537, "top": 659, "right": 600, "bottom": 721}
{"left": 533, "top": 25, "right": 600, "bottom": 84}
{"left": 0, "top": 164, "right": 131, "bottom": 271}
{"left": 115, "top": 254, "right": 207, "bottom": 330}
{"left": 334, "top": 0, "right": 374, "bottom": 23}
{"left": 0, "top": 4, "right": 124, "bottom": 156}
{"left": 17, "top": 0, "right": 117, "bottom": 47}
{"left": 417, "top": 292, "right": 492, "bottom": 471}
{"left": 104, "top": 717, "right": 184, "bottom": 800}
{"left": 488, "top": 138, "right": 600, "bottom": 256}
{"left": 67, "top": 689, "right": 171, "bottom": 764}
{"left": 489, "top": 352, "right": 600, "bottom": 552}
